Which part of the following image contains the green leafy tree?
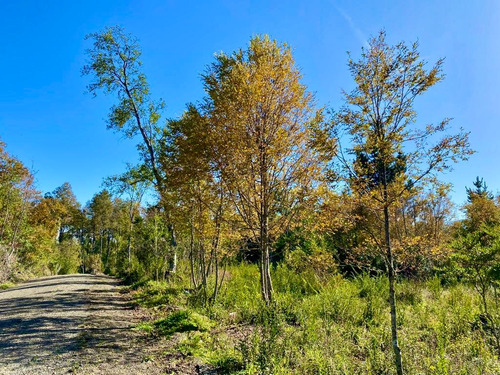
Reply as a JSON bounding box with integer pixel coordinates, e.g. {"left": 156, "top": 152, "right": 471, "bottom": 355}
{"left": 133, "top": 206, "right": 171, "bottom": 281}
{"left": 44, "top": 182, "right": 82, "bottom": 242}
{"left": 452, "top": 179, "right": 500, "bottom": 354}
{"left": 104, "top": 166, "right": 149, "bottom": 266}
{"left": 83, "top": 26, "right": 182, "bottom": 272}
{"left": 87, "top": 190, "right": 114, "bottom": 271}
{"left": 0, "top": 139, "right": 38, "bottom": 280}
{"left": 83, "top": 26, "right": 165, "bottom": 192}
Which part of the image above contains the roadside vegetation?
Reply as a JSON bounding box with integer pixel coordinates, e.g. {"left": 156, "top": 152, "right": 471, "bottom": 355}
{"left": 131, "top": 264, "right": 500, "bottom": 374}
{"left": 1, "top": 26, "right": 498, "bottom": 374}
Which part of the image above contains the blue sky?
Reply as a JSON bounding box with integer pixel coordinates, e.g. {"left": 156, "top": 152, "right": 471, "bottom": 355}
{"left": 1, "top": 0, "right": 499, "bottom": 210}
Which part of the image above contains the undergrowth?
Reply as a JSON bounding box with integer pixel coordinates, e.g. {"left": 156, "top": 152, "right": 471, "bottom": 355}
{"left": 136, "top": 309, "right": 212, "bottom": 337}
{"left": 132, "top": 264, "right": 500, "bottom": 374}
{"left": 0, "top": 281, "right": 14, "bottom": 290}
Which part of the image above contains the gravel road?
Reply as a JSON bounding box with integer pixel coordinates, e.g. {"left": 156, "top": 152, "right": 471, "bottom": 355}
{"left": 0, "top": 274, "right": 165, "bottom": 375}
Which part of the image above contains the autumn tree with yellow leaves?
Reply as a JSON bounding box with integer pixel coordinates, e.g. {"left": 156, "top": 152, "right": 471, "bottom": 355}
{"left": 323, "top": 31, "right": 473, "bottom": 374}
{"left": 202, "top": 36, "right": 323, "bottom": 303}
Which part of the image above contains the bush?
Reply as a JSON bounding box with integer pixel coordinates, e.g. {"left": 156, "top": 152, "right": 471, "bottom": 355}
{"left": 134, "top": 280, "right": 183, "bottom": 308}
{"left": 151, "top": 310, "right": 212, "bottom": 337}
{"left": 84, "top": 253, "right": 102, "bottom": 274}
{"left": 273, "top": 264, "right": 321, "bottom": 295}
{"left": 214, "top": 264, "right": 262, "bottom": 324}
{"left": 0, "top": 281, "right": 14, "bottom": 290}
{"left": 53, "top": 240, "right": 81, "bottom": 274}
{"left": 0, "top": 244, "right": 17, "bottom": 282}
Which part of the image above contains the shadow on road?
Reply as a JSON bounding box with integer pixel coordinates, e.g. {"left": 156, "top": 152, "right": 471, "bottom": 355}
{"left": 0, "top": 274, "right": 126, "bottom": 367}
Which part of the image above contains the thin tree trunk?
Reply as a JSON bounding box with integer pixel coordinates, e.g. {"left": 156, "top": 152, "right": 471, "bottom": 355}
{"left": 100, "top": 233, "right": 103, "bottom": 257}
{"left": 189, "top": 217, "right": 197, "bottom": 289}
{"left": 127, "top": 213, "right": 133, "bottom": 265}
{"left": 259, "top": 130, "right": 273, "bottom": 304}
{"left": 172, "top": 251, "right": 177, "bottom": 274}
{"left": 200, "top": 242, "right": 207, "bottom": 304}
{"left": 210, "top": 198, "right": 223, "bottom": 305}
{"left": 105, "top": 231, "right": 111, "bottom": 270}
{"left": 260, "top": 187, "right": 273, "bottom": 303}
{"left": 384, "top": 185, "right": 404, "bottom": 375}
{"left": 213, "top": 251, "right": 219, "bottom": 304}
{"left": 154, "top": 215, "right": 159, "bottom": 281}
{"left": 169, "top": 224, "right": 178, "bottom": 273}
{"left": 260, "top": 246, "right": 269, "bottom": 303}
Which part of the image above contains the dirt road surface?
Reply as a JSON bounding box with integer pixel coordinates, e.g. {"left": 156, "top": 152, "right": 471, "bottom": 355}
{"left": 0, "top": 274, "right": 166, "bottom": 375}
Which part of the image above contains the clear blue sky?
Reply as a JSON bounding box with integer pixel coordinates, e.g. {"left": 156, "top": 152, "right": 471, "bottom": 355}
{"left": 1, "top": 0, "right": 499, "bottom": 210}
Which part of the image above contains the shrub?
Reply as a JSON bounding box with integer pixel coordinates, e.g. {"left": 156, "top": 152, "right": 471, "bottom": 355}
{"left": 215, "top": 264, "right": 262, "bottom": 323}
{"left": 54, "top": 240, "right": 81, "bottom": 274}
{"left": 134, "top": 280, "right": 182, "bottom": 308}
{"left": 152, "top": 310, "right": 212, "bottom": 337}
{"left": 0, "top": 244, "right": 17, "bottom": 282}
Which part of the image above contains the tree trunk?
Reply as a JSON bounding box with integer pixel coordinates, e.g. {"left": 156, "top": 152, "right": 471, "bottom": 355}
{"left": 105, "top": 231, "right": 111, "bottom": 270}
{"left": 384, "top": 194, "right": 404, "bottom": 375}
{"left": 168, "top": 224, "right": 178, "bottom": 273}
{"left": 127, "top": 218, "right": 133, "bottom": 265}
{"left": 260, "top": 201, "right": 273, "bottom": 304}
{"left": 260, "top": 246, "right": 270, "bottom": 303}
{"left": 100, "top": 233, "right": 103, "bottom": 257}
{"left": 189, "top": 217, "right": 197, "bottom": 289}
{"left": 210, "top": 199, "right": 223, "bottom": 305}
{"left": 172, "top": 251, "right": 177, "bottom": 274}
{"left": 259, "top": 129, "right": 273, "bottom": 304}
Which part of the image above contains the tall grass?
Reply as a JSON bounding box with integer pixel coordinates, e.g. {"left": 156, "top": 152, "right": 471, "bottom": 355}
{"left": 133, "top": 263, "right": 500, "bottom": 374}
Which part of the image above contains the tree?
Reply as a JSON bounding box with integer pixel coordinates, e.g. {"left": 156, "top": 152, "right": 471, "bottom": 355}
{"left": 328, "top": 31, "right": 473, "bottom": 374}
{"left": 464, "top": 177, "right": 498, "bottom": 231}
{"left": 202, "top": 35, "right": 322, "bottom": 303}
{"left": 159, "top": 106, "right": 234, "bottom": 304}
{"left": 104, "top": 166, "right": 149, "bottom": 265}
{"left": 83, "top": 26, "right": 164, "bottom": 192}
{"left": 466, "top": 176, "right": 494, "bottom": 202}
{"left": 452, "top": 179, "right": 500, "bottom": 354}
{"left": 44, "top": 182, "right": 82, "bottom": 243}
{"left": 317, "top": 184, "right": 454, "bottom": 278}
{"left": 133, "top": 206, "right": 172, "bottom": 281}
{"left": 32, "top": 183, "right": 84, "bottom": 274}
{"left": 87, "top": 190, "right": 114, "bottom": 271}
{"left": 0, "top": 139, "right": 38, "bottom": 280}
{"left": 83, "top": 26, "right": 181, "bottom": 272}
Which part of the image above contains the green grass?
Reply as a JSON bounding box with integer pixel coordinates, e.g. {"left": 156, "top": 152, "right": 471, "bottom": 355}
{"left": 0, "top": 282, "right": 14, "bottom": 290}
{"left": 134, "top": 280, "right": 184, "bottom": 308}
{"left": 136, "top": 309, "right": 212, "bottom": 337}
{"left": 132, "top": 264, "right": 500, "bottom": 374}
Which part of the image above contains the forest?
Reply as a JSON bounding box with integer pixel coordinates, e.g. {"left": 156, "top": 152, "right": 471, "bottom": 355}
{"left": 1, "top": 27, "right": 499, "bottom": 374}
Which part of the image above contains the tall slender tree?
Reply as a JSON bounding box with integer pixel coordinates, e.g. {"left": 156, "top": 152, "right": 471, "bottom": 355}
{"left": 0, "top": 139, "right": 38, "bottom": 279}
{"left": 159, "top": 106, "right": 231, "bottom": 304}
{"left": 83, "top": 27, "right": 182, "bottom": 271}
{"left": 328, "top": 31, "right": 473, "bottom": 374}
{"left": 82, "top": 26, "right": 164, "bottom": 191}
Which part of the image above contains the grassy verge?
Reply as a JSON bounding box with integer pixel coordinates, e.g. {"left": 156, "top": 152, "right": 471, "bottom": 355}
{"left": 132, "top": 264, "right": 500, "bottom": 374}
{"left": 0, "top": 281, "right": 14, "bottom": 290}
